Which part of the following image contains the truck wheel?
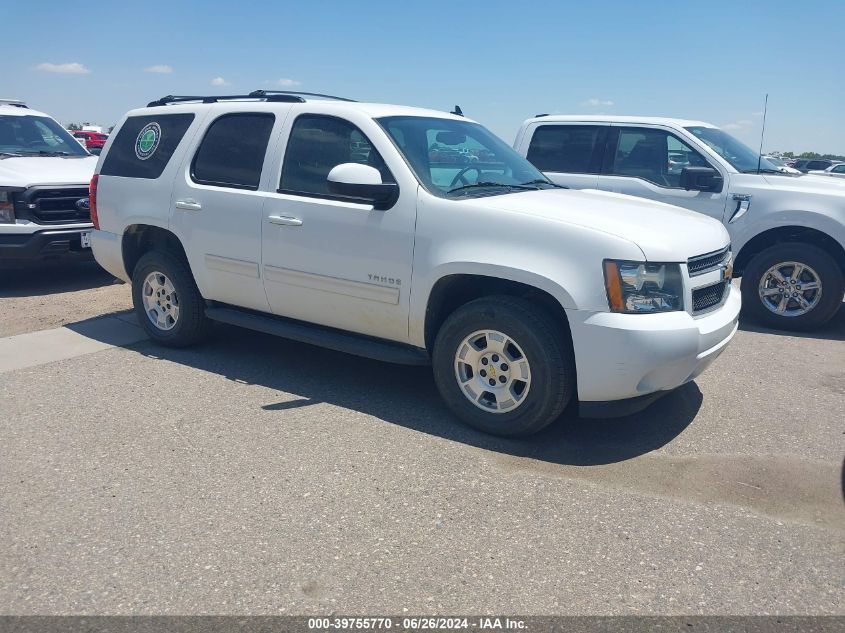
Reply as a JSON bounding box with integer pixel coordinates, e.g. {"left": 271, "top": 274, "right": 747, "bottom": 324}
{"left": 131, "top": 250, "right": 211, "bottom": 347}
{"left": 432, "top": 296, "right": 574, "bottom": 437}
{"left": 741, "top": 243, "right": 844, "bottom": 331}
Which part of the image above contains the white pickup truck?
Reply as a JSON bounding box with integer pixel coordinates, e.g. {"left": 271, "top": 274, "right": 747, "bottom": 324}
{"left": 91, "top": 92, "right": 739, "bottom": 436}
{"left": 514, "top": 115, "right": 845, "bottom": 331}
{"left": 0, "top": 100, "right": 97, "bottom": 265}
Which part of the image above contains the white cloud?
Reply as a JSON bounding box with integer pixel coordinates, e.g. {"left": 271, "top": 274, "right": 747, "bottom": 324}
{"left": 752, "top": 111, "right": 764, "bottom": 117}
{"left": 581, "top": 98, "right": 614, "bottom": 107}
{"left": 211, "top": 76, "right": 230, "bottom": 86}
{"left": 36, "top": 62, "right": 90, "bottom": 75}
{"left": 267, "top": 78, "right": 301, "bottom": 87}
{"left": 144, "top": 64, "right": 173, "bottom": 74}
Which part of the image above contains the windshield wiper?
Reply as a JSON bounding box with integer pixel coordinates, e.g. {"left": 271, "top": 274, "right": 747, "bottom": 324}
{"left": 741, "top": 168, "right": 783, "bottom": 174}
{"left": 0, "top": 152, "right": 25, "bottom": 159}
{"left": 446, "top": 181, "right": 538, "bottom": 195}
{"left": 518, "top": 179, "right": 567, "bottom": 189}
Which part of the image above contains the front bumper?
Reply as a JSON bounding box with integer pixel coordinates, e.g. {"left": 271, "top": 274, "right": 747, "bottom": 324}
{"left": 0, "top": 227, "right": 94, "bottom": 263}
{"left": 568, "top": 285, "right": 741, "bottom": 415}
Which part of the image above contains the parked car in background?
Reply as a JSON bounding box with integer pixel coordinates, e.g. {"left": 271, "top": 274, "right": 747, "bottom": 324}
{"left": 70, "top": 130, "right": 108, "bottom": 154}
{"left": 0, "top": 100, "right": 97, "bottom": 265}
{"left": 514, "top": 115, "right": 845, "bottom": 331}
{"left": 763, "top": 155, "right": 801, "bottom": 174}
{"left": 810, "top": 163, "right": 845, "bottom": 179}
{"left": 792, "top": 158, "right": 839, "bottom": 173}
{"left": 89, "top": 91, "right": 739, "bottom": 436}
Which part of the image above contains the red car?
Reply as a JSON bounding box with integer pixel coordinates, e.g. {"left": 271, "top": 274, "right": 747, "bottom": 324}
{"left": 70, "top": 130, "right": 108, "bottom": 152}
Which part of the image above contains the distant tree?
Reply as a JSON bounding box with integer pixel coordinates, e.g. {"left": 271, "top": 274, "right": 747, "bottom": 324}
{"left": 67, "top": 122, "right": 82, "bottom": 131}
{"left": 799, "top": 151, "right": 821, "bottom": 159}
{"left": 781, "top": 151, "right": 794, "bottom": 158}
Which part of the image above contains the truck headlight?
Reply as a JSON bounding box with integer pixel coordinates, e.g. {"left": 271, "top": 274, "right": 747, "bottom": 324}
{"left": 603, "top": 260, "right": 684, "bottom": 313}
{"left": 0, "top": 189, "right": 18, "bottom": 223}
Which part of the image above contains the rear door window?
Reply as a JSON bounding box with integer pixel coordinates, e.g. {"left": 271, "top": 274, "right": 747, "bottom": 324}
{"left": 100, "top": 113, "right": 195, "bottom": 179}
{"left": 191, "top": 113, "right": 275, "bottom": 190}
{"left": 526, "top": 125, "right": 606, "bottom": 174}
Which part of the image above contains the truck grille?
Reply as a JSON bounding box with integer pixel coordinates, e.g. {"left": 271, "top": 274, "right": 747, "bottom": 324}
{"left": 17, "top": 187, "right": 90, "bottom": 224}
{"left": 692, "top": 280, "right": 728, "bottom": 313}
{"left": 688, "top": 246, "right": 730, "bottom": 276}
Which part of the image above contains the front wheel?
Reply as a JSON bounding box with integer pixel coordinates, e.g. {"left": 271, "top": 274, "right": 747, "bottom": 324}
{"left": 741, "top": 243, "right": 844, "bottom": 331}
{"left": 131, "top": 250, "right": 211, "bottom": 346}
{"left": 432, "top": 296, "right": 575, "bottom": 437}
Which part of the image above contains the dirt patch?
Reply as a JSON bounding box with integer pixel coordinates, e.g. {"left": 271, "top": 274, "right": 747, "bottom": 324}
{"left": 0, "top": 261, "right": 132, "bottom": 337}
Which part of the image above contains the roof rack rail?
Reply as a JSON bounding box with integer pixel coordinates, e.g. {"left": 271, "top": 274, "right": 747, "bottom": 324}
{"left": 248, "top": 90, "right": 356, "bottom": 102}
{"left": 146, "top": 94, "right": 306, "bottom": 107}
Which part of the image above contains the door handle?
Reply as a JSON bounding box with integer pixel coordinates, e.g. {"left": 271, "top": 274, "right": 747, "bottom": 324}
{"left": 175, "top": 199, "right": 202, "bottom": 211}
{"left": 268, "top": 215, "right": 303, "bottom": 227}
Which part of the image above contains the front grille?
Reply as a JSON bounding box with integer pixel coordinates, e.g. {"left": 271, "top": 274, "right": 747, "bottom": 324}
{"left": 688, "top": 246, "right": 730, "bottom": 276}
{"left": 17, "top": 187, "right": 90, "bottom": 224}
{"left": 692, "top": 280, "right": 728, "bottom": 313}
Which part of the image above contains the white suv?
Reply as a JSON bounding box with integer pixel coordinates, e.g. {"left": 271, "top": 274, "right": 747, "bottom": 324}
{"left": 514, "top": 115, "right": 845, "bottom": 331}
{"left": 91, "top": 92, "right": 739, "bottom": 436}
{"left": 0, "top": 100, "right": 97, "bottom": 265}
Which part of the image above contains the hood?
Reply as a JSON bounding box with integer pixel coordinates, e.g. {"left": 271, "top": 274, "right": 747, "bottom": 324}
{"left": 0, "top": 155, "right": 97, "bottom": 188}
{"left": 470, "top": 188, "right": 729, "bottom": 262}
{"left": 731, "top": 172, "right": 845, "bottom": 195}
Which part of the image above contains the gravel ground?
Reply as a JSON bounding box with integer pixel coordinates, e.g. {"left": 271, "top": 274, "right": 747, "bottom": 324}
{"left": 0, "top": 261, "right": 131, "bottom": 337}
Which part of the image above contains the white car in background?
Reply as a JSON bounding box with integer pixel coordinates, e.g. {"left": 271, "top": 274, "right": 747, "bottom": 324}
{"left": 514, "top": 115, "right": 845, "bottom": 331}
{"left": 810, "top": 163, "right": 845, "bottom": 179}
{"left": 0, "top": 99, "right": 97, "bottom": 266}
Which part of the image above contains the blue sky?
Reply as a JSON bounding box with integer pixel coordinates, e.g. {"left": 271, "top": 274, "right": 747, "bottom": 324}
{"left": 4, "top": 0, "right": 843, "bottom": 153}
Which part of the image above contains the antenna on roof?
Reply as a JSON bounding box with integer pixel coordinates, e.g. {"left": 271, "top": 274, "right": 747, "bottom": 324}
{"left": 451, "top": 105, "right": 463, "bottom": 117}
{"left": 756, "top": 94, "right": 769, "bottom": 175}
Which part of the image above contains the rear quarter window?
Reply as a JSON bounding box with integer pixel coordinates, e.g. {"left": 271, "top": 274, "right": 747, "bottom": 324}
{"left": 100, "top": 113, "right": 195, "bottom": 179}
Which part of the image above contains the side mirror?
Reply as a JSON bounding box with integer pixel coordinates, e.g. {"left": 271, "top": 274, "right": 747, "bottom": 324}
{"left": 326, "top": 163, "right": 399, "bottom": 210}
{"left": 680, "top": 166, "right": 724, "bottom": 192}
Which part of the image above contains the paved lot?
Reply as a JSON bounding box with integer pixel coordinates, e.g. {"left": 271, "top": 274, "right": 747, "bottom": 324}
{"left": 1, "top": 268, "right": 843, "bottom": 615}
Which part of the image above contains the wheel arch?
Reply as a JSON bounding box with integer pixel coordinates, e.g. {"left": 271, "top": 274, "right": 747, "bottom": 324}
{"left": 734, "top": 225, "right": 845, "bottom": 276}
{"left": 122, "top": 223, "right": 190, "bottom": 279}
{"left": 423, "top": 273, "right": 574, "bottom": 354}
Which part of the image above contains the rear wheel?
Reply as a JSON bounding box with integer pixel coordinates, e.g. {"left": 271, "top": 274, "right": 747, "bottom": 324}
{"left": 132, "top": 250, "right": 211, "bottom": 346}
{"left": 432, "top": 296, "right": 574, "bottom": 437}
{"left": 741, "top": 243, "right": 844, "bottom": 331}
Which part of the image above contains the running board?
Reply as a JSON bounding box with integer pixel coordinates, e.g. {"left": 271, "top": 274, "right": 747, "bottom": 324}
{"left": 205, "top": 306, "right": 430, "bottom": 366}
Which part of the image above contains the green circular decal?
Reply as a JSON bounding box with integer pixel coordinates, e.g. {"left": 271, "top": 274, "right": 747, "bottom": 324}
{"left": 135, "top": 122, "right": 162, "bottom": 160}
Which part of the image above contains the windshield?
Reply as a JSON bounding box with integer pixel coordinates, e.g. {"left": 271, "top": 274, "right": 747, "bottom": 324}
{"left": 685, "top": 125, "right": 778, "bottom": 173}
{"left": 0, "top": 115, "right": 89, "bottom": 156}
{"left": 377, "top": 116, "right": 552, "bottom": 198}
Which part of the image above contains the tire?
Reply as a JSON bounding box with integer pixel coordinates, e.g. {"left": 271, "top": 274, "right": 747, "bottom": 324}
{"left": 432, "top": 296, "right": 575, "bottom": 437}
{"left": 741, "top": 243, "right": 844, "bottom": 331}
{"left": 131, "top": 250, "right": 211, "bottom": 347}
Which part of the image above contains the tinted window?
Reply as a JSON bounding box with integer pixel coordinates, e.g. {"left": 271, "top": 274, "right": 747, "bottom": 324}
{"left": 192, "top": 113, "right": 275, "bottom": 190}
{"left": 101, "top": 114, "right": 194, "bottom": 179}
{"left": 280, "top": 115, "right": 393, "bottom": 196}
{"left": 806, "top": 160, "right": 830, "bottom": 170}
{"left": 610, "top": 128, "right": 710, "bottom": 188}
{"left": 526, "top": 125, "right": 604, "bottom": 173}
{"left": 832, "top": 164, "right": 845, "bottom": 173}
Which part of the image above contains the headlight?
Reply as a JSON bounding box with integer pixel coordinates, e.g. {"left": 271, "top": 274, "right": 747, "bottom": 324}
{"left": 0, "top": 189, "right": 18, "bottom": 224}
{"left": 603, "top": 260, "right": 684, "bottom": 313}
